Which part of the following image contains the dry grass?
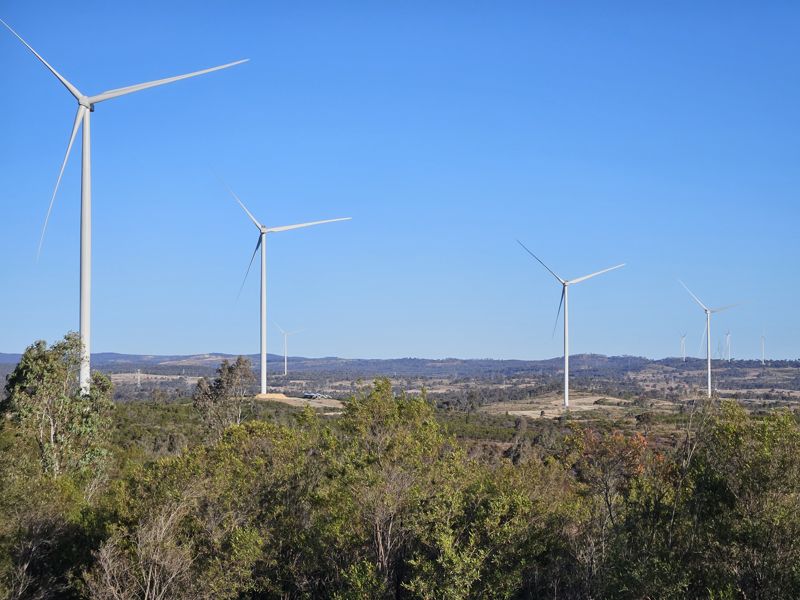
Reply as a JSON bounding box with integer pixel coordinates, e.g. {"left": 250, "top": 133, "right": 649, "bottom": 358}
{"left": 480, "top": 391, "right": 633, "bottom": 419}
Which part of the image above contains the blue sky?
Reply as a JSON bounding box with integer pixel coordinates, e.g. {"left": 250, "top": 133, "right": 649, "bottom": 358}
{"left": 0, "top": 1, "right": 798, "bottom": 360}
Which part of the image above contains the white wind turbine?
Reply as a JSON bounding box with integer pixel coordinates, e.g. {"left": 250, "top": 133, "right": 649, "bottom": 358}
{"left": 1, "top": 18, "right": 247, "bottom": 393}
{"left": 679, "top": 280, "right": 736, "bottom": 398}
{"left": 231, "top": 189, "right": 350, "bottom": 395}
{"left": 680, "top": 333, "right": 687, "bottom": 362}
{"left": 761, "top": 333, "right": 766, "bottom": 366}
{"left": 725, "top": 331, "right": 732, "bottom": 362}
{"left": 275, "top": 323, "right": 305, "bottom": 377}
{"left": 517, "top": 241, "right": 625, "bottom": 410}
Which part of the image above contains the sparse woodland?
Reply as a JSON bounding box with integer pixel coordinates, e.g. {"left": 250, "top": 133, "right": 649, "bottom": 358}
{"left": 2, "top": 335, "right": 800, "bottom": 599}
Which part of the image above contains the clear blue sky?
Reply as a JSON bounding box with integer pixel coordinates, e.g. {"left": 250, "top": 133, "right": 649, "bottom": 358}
{"left": 1, "top": 1, "right": 798, "bottom": 360}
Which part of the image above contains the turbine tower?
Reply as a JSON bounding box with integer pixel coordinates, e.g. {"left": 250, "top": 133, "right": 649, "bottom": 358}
{"left": 679, "top": 280, "right": 736, "bottom": 398}
{"left": 761, "top": 334, "right": 766, "bottom": 366}
{"left": 517, "top": 241, "right": 624, "bottom": 410}
{"left": 1, "top": 18, "right": 247, "bottom": 393}
{"left": 680, "top": 333, "right": 687, "bottom": 362}
{"left": 275, "top": 323, "right": 304, "bottom": 377}
{"left": 231, "top": 189, "right": 350, "bottom": 396}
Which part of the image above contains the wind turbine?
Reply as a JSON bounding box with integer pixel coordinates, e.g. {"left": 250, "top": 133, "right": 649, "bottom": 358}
{"left": 517, "top": 241, "right": 624, "bottom": 410}
{"left": 680, "top": 333, "right": 687, "bottom": 362}
{"left": 725, "top": 330, "right": 732, "bottom": 362}
{"left": 231, "top": 189, "right": 350, "bottom": 396}
{"left": 275, "top": 323, "right": 305, "bottom": 377}
{"left": 761, "top": 334, "right": 766, "bottom": 366}
{"left": 1, "top": 18, "right": 247, "bottom": 393}
{"left": 679, "top": 280, "right": 736, "bottom": 398}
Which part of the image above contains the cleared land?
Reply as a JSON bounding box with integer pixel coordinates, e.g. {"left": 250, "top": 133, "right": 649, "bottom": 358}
{"left": 482, "top": 391, "right": 634, "bottom": 419}
{"left": 256, "top": 392, "right": 344, "bottom": 410}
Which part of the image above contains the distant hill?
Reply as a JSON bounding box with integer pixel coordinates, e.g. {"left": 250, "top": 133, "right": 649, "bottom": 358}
{"left": 1, "top": 351, "right": 797, "bottom": 382}
{"left": 0, "top": 351, "right": 757, "bottom": 376}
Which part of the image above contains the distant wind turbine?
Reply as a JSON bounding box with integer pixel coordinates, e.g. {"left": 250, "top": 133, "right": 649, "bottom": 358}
{"left": 680, "top": 333, "right": 687, "bottom": 362}
{"left": 679, "top": 280, "right": 736, "bottom": 398}
{"left": 275, "top": 323, "right": 305, "bottom": 377}
{"left": 725, "top": 331, "right": 732, "bottom": 362}
{"left": 231, "top": 189, "right": 350, "bottom": 395}
{"left": 1, "top": 18, "right": 247, "bottom": 393}
{"left": 518, "top": 240, "right": 625, "bottom": 410}
{"left": 761, "top": 334, "right": 766, "bottom": 366}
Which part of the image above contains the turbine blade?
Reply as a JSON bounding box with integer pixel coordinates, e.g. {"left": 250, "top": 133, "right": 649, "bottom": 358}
{"left": 228, "top": 188, "right": 262, "bottom": 229}
{"left": 698, "top": 324, "right": 707, "bottom": 356}
{"left": 38, "top": 106, "right": 86, "bottom": 259}
{"left": 711, "top": 304, "right": 738, "bottom": 314}
{"left": 0, "top": 18, "right": 83, "bottom": 100}
{"left": 266, "top": 217, "right": 351, "bottom": 233}
{"left": 569, "top": 263, "right": 626, "bottom": 285}
{"left": 552, "top": 286, "right": 565, "bottom": 338}
{"left": 516, "top": 240, "right": 565, "bottom": 284}
{"left": 679, "top": 280, "right": 710, "bottom": 312}
{"left": 87, "top": 59, "right": 249, "bottom": 104}
{"left": 237, "top": 235, "right": 262, "bottom": 299}
{"left": 274, "top": 322, "right": 286, "bottom": 334}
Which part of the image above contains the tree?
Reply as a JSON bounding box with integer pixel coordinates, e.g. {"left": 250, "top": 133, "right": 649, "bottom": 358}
{"left": 687, "top": 402, "right": 800, "bottom": 598}
{"left": 0, "top": 333, "right": 112, "bottom": 598}
{"left": 84, "top": 491, "right": 197, "bottom": 600}
{"left": 192, "top": 357, "right": 255, "bottom": 434}
{"left": 3, "top": 332, "right": 113, "bottom": 478}
{"left": 334, "top": 378, "right": 454, "bottom": 595}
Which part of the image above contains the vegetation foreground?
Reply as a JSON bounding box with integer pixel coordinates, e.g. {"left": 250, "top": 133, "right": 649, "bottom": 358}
{"left": 2, "top": 335, "right": 800, "bottom": 599}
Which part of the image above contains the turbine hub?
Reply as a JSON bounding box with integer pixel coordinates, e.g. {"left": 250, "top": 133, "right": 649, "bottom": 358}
{"left": 78, "top": 96, "right": 94, "bottom": 111}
